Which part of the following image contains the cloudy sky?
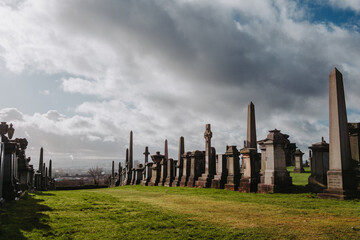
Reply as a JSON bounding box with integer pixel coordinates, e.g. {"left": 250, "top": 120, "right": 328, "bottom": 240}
{"left": 0, "top": 0, "right": 360, "bottom": 170}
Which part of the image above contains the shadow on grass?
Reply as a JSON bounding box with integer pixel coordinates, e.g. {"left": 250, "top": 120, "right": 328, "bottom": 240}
{"left": 0, "top": 193, "right": 52, "bottom": 239}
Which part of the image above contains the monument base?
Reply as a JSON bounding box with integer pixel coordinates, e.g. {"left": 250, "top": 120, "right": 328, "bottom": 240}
{"left": 307, "top": 176, "right": 327, "bottom": 193}
{"left": 224, "top": 183, "right": 238, "bottom": 191}
{"left": 172, "top": 177, "right": 181, "bottom": 187}
{"left": 164, "top": 177, "right": 173, "bottom": 187}
{"left": 238, "top": 177, "right": 258, "bottom": 193}
{"left": 318, "top": 170, "right": 358, "bottom": 199}
{"left": 195, "top": 174, "right": 214, "bottom": 188}
{"left": 211, "top": 176, "right": 227, "bottom": 189}
{"left": 187, "top": 177, "right": 196, "bottom": 187}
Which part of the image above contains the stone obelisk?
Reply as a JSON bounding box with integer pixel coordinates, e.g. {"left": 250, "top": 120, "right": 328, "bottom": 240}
{"left": 164, "top": 139, "right": 168, "bottom": 160}
{"left": 39, "top": 147, "right": 43, "bottom": 175}
{"left": 239, "top": 102, "right": 260, "bottom": 192}
{"left": 319, "top": 68, "right": 357, "bottom": 199}
{"left": 49, "top": 159, "right": 52, "bottom": 179}
{"left": 125, "top": 148, "right": 131, "bottom": 185}
{"left": 247, "top": 102, "right": 257, "bottom": 148}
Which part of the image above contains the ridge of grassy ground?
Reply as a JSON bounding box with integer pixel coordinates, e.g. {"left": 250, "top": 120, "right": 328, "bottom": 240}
{"left": 0, "top": 168, "right": 359, "bottom": 240}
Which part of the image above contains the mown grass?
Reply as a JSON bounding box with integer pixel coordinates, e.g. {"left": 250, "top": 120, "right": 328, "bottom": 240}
{"left": 0, "top": 171, "right": 359, "bottom": 240}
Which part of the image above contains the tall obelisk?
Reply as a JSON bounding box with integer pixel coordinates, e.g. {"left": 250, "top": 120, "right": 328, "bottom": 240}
{"left": 319, "top": 68, "right": 357, "bottom": 199}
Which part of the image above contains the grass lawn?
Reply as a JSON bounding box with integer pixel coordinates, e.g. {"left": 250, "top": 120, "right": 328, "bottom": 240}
{"left": 1, "top": 170, "right": 359, "bottom": 239}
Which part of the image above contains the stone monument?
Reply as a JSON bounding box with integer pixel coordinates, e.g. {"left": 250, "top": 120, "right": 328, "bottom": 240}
{"left": 319, "top": 68, "right": 357, "bottom": 199}
{"left": 257, "top": 129, "right": 292, "bottom": 193}
{"left": 239, "top": 102, "right": 260, "bottom": 193}
{"left": 308, "top": 137, "right": 329, "bottom": 192}
{"left": 196, "top": 124, "right": 215, "bottom": 188}
{"left": 173, "top": 137, "right": 185, "bottom": 187}
{"left": 293, "top": 149, "right": 305, "bottom": 173}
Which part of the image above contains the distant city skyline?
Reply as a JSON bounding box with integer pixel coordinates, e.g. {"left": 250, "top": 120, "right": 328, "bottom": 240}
{"left": 0, "top": 0, "right": 360, "bottom": 169}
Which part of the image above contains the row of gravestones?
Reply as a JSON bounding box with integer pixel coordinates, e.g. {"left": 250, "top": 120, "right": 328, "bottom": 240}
{"left": 0, "top": 122, "right": 55, "bottom": 205}
{"left": 111, "top": 68, "right": 360, "bottom": 199}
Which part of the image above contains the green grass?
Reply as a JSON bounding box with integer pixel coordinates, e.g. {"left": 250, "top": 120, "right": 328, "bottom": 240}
{"left": 0, "top": 171, "right": 359, "bottom": 239}
{"left": 288, "top": 166, "right": 311, "bottom": 186}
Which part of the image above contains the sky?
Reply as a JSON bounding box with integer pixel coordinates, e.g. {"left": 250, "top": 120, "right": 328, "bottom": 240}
{"left": 0, "top": 0, "right": 360, "bottom": 170}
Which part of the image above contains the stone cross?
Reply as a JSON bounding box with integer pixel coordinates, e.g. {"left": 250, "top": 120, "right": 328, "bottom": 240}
{"left": 144, "top": 146, "right": 150, "bottom": 164}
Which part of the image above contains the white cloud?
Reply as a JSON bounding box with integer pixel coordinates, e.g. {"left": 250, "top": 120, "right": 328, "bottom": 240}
{"left": 328, "top": 0, "right": 360, "bottom": 12}
{"left": 0, "top": 0, "right": 359, "bottom": 169}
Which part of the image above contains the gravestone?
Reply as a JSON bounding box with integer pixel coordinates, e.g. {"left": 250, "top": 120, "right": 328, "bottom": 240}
{"left": 164, "top": 158, "right": 174, "bottom": 187}
{"left": 179, "top": 152, "right": 191, "bottom": 187}
{"left": 173, "top": 137, "right": 185, "bottom": 187}
{"left": 141, "top": 147, "right": 153, "bottom": 186}
{"left": 257, "top": 140, "right": 266, "bottom": 176}
{"left": 239, "top": 102, "right": 260, "bottom": 193}
{"left": 158, "top": 140, "right": 168, "bottom": 186}
{"left": 308, "top": 138, "right": 329, "bottom": 192}
{"left": 224, "top": 146, "right": 240, "bottom": 191}
{"left": 186, "top": 150, "right": 205, "bottom": 187}
{"left": 294, "top": 149, "right": 305, "bottom": 173}
{"left": 348, "top": 123, "right": 360, "bottom": 191}
{"left": 134, "top": 164, "right": 144, "bottom": 185}
{"left": 319, "top": 68, "right": 357, "bottom": 199}
{"left": 148, "top": 152, "right": 164, "bottom": 186}
{"left": 258, "top": 129, "right": 292, "bottom": 193}
{"left": 211, "top": 154, "right": 227, "bottom": 189}
{"left": 196, "top": 124, "right": 215, "bottom": 188}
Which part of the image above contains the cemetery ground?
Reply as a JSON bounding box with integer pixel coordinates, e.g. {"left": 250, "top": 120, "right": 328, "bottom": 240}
{"left": 1, "top": 168, "right": 359, "bottom": 240}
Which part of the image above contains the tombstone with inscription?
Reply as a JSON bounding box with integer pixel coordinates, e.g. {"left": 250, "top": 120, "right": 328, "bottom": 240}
{"left": 308, "top": 138, "right": 329, "bottom": 192}
{"left": 257, "top": 129, "right": 292, "bottom": 193}
{"left": 239, "top": 102, "right": 260, "bottom": 193}
{"left": 319, "top": 68, "right": 358, "bottom": 199}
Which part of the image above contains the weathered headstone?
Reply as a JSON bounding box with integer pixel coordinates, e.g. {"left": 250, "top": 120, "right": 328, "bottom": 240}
{"left": 186, "top": 150, "right": 205, "bottom": 187}
{"left": 211, "top": 154, "right": 227, "bottom": 189}
{"left": 348, "top": 123, "right": 360, "bottom": 191}
{"left": 179, "top": 152, "right": 191, "bottom": 187}
{"left": 224, "top": 146, "right": 240, "bottom": 191}
{"left": 148, "top": 152, "right": 164, "bottom": 186}
{"left": 158, "top": 140, "right": 169, "bottom": 186}
{"left": 196, "top": 124, "right": 215, "bottom": 188}
{"left": 319, "top": 68, "right": 357, "bottom": 199}
{"left": 308, "top": 138, "right": 329, "bottom": 192}
{"left": 257, "top": 129, "right": 292, "bottom": 193}
{"left": 173, "top": 137, "right": 185, "bottom": 187}
{"left": 164, "top": 158, "right": 174, "bottom": 187}
{"left": 293, "top": 149, "right": 305, "bottom": 173}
